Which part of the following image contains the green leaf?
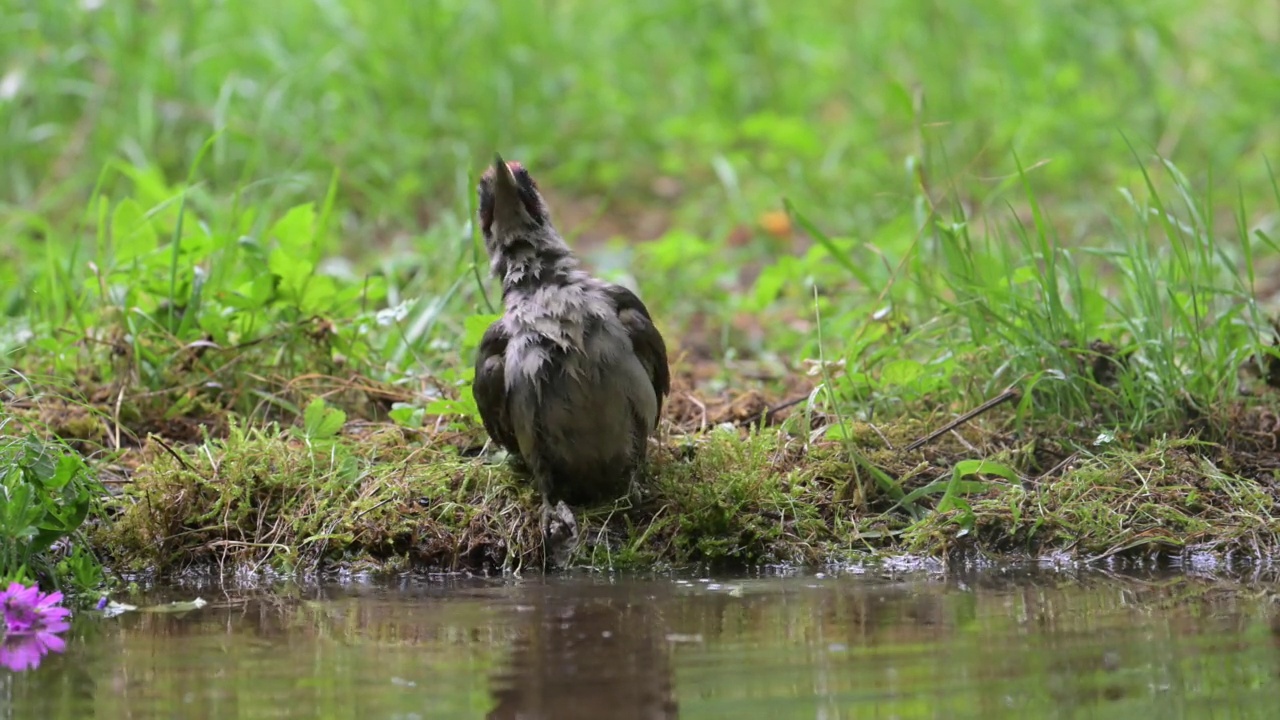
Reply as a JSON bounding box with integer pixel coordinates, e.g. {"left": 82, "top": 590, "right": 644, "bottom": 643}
{"left": 302, "top": 398, "right": 346, "bottom": 440}
{"left": 112, "top": 161, "right": 177, "bottom": 209}
{"left": 785, "top": 199, "right": 874, "bottom": 287}
{"left": 226, "top": 274, "right": 276, "bottom": 310}
{"left": 388, "top": 404, "right": 424, "bottom": 428}
{"left": 426, "top": 397, "right": 477, "bottom": 418}
{"left": 110, "top": 198, "right": 159, "bottom": 265}
{"left": 21, "top": 437, "right": 56, "bottom": 483}
{"left": 1010, "top": 265, "right": 1039, "bottom": 285}
{"left": 880, "top": 359, "right": 924, "bottom": 387}
{"left": 268, "top": 248, "right": 315, "bottom": 301}
{"left": 463, "top": 313, "right": 502, "bottom": 350}
{"left": 0, "top": 480, "right": 41, "bottom": 536}
{"left": 750, "top": 260, "right": 790, "bottom": 311}
{"left": 268, "top": 203, "right": 317, "bottom": 256}
{"left": 937, "top": 459, "right": 1019, "bottom": 515}
{"left": 823, "top": 421, "right": 856, "bottom": 440}
{"left": 300, "top": 275, "right": 337, "bottom": 315}
{"left": 47, "top": 454, "right": 84, "bottom": 491}
{"left": 845, "top": 323, "right": 888, "bottom": 363}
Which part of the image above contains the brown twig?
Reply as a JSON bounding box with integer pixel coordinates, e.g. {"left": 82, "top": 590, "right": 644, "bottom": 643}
{"left": 1031, "top": 451, "right": 1079, "bottom": 486}
{"left": 903, "top": 384, "right": 1023, "bottom": 452}
{"left": 150, "top": 434, "right": 196, "bottom": 473}
{"left": 735, "top": 394, "right": 810, "bottom": 428}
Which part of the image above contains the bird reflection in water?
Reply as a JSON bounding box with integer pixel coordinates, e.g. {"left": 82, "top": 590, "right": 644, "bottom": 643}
{"left": 486, "top": 588, "right": 679, "bottom": 719}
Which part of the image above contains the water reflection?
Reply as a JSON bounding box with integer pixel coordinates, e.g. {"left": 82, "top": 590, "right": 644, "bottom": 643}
{"left": 6, "top": 566, "right": 1280, "bottom": 718}
{"left": 0, "top": 630, "right": 65, "bottom": 672}
{"left": 486, "top": 583, "right": 678, "bottom": 719}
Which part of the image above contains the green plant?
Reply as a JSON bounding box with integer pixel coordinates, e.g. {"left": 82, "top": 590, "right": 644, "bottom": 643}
{"left": 0, "top": 421, "right": 105, "bottom": 597}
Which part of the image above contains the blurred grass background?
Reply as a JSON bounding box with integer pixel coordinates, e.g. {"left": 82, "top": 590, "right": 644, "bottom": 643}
{"left": 4, "top": 0, "right": 1277, "bottom": 243}
{"left": 1, "top": 0, "right": 1278, "bottom": 431}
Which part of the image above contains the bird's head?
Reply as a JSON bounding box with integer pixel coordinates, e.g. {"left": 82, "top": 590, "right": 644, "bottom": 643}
{"left": 477, "top": 154, "right": 557, "bottom": 249}
{"left": 476, "top": 153, "right": 578, "bottom": 288}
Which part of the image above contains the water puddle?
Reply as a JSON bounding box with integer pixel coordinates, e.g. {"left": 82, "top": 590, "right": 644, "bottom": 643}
{"left": 5, "top": 565, "right": 1280, "bottom": 718}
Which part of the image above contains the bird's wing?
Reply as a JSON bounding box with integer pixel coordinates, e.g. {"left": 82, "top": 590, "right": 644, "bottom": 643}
{"left": 604, "top": 284, "right": 671, "bottom": 424}
{"left": 472, "top": 320, "right": 520, "bottom": 454}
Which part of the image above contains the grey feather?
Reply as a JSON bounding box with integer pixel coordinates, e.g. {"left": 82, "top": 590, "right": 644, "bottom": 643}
{"left": 472, "top": 321, "right": 520, "bottom": 457}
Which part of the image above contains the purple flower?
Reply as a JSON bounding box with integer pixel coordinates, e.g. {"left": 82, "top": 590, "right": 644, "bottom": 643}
{"left": 0, "top": 581, "right": 71, "bottom": 671}
{"left": 31, "top": 589, "right": 70, "bottom": 633}
{"left": 2, "top": 582, "right": 71, "bottom": 637}
{"left": 1, "top": 582, "right": 41, "bottom": 634}
{"left": 0, "top": 629, "right": 66, "bottom": 672}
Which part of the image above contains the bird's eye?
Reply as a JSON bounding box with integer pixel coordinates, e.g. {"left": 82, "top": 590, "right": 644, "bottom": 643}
{"left": 512, "top": 173, "right": 544, "bottom": 222}
{"left": 518, "top": 192, "right": 544, "bottom": 223}
{"left": 478, "top": 184, "right": 497, "bottom": 234}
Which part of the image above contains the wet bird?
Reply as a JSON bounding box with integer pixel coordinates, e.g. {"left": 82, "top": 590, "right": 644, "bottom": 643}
{"left": 471, "top": 154, "right": 670, "bottom": 557}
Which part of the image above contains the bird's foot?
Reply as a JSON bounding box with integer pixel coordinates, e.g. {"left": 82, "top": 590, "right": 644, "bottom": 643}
{"left": 625, "top": 462, "right": 653, "bottom": 508}
{"left": 505, "top": 452, "right": 531, "bottom": 475}
{"left": 539, "top": 499, "right": 580, "bottom": 568}
{"left": 625, "top": 476, "right": 645, "bottom": 508}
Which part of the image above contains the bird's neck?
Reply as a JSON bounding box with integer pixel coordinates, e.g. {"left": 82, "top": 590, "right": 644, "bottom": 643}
{"left": 494, "top": 235, "right": 585, "bottom": 298}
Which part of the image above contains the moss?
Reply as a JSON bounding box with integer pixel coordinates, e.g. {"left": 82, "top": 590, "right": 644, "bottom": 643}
{"left": 93, "top": 419, "right": 547, "bottom": 574}
{"left": 77, "top": 400, "right": 1280, "bottom": 576}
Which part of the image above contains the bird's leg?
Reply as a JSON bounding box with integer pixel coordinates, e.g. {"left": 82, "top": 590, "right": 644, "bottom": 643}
{"left": 624, "top": 430, "right": 654, "bottom": 508}
{"left": 540, "top": 497, "right": 579, "bottom": 568}
{"left": 531, "top": 461, "right": 579, "bottom": 567}
{"left": 539, "top": 497, "right": 578, "bottom": 539}
{"left": 505, "top": 451, "right": 531, "bottom": 475}
{"left": 625, "top": 461, "right": 647, "bottom": 508}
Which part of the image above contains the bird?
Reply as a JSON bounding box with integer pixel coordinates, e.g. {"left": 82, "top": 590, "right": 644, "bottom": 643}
{"left": 471, "top": 153, "right": 670, "bottom": 559}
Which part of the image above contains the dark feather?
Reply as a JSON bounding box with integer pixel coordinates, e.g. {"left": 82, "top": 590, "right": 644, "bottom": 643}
{"left": 472, "top": 320, "right": 520, "bottom": 454}
{"left": 604, "top": 284, "right": 671, "bottom": 425}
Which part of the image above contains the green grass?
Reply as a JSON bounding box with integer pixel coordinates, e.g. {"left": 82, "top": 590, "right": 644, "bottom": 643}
{"left": 2, "top": 0, "right": 1280, "bottom": 579}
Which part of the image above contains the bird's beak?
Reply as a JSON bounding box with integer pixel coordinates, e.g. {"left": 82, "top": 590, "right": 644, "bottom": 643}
{"left": 490, "top": 153, "right": 531, "bottom": 229}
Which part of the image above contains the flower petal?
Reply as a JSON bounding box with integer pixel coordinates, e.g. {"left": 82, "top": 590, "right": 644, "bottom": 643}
{"left": 36, "top": 631, "right": 66, "bottom": 653}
